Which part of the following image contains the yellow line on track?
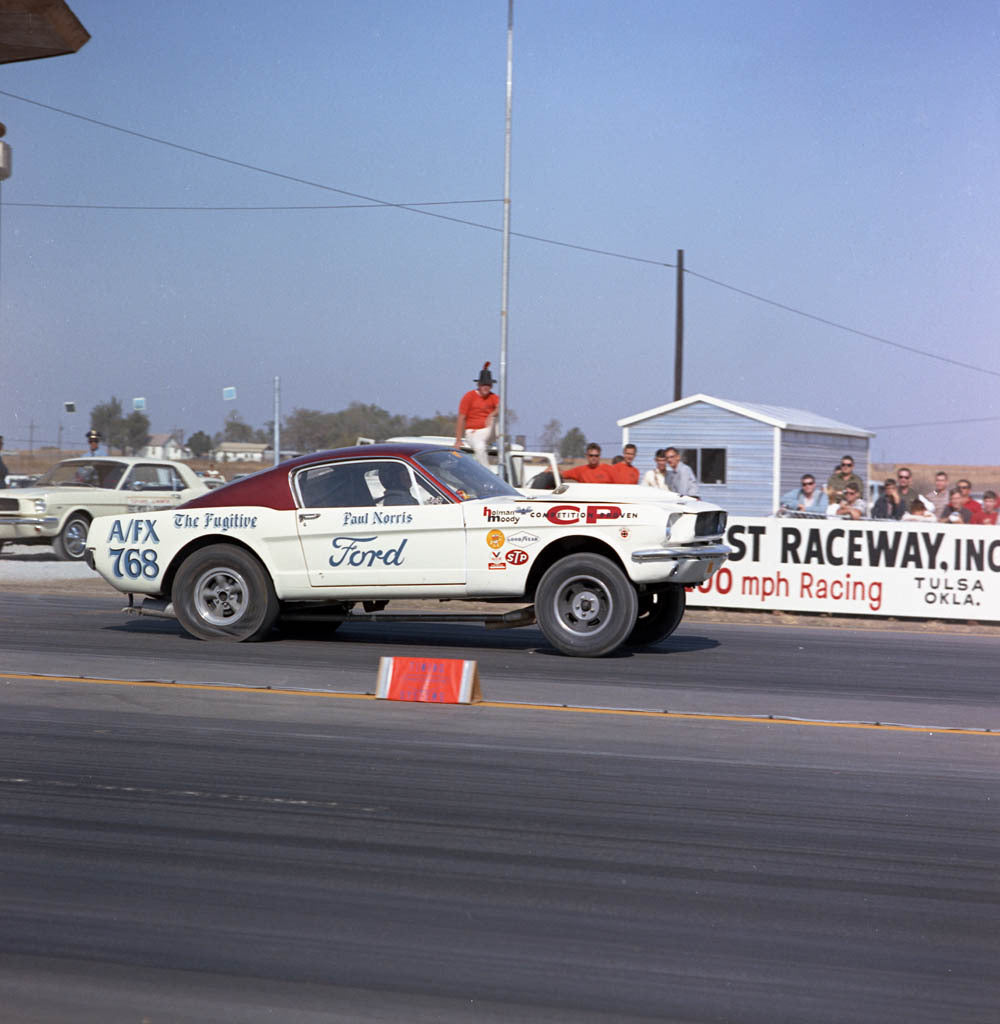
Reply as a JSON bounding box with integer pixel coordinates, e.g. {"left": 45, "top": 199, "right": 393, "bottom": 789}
{"left": 2, "top": 672, "right": 995, "bottom": 737}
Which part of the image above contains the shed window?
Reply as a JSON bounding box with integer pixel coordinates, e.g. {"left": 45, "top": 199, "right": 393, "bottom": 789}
{"left": 679, "top": 448, "right": 726, "bottom": 485}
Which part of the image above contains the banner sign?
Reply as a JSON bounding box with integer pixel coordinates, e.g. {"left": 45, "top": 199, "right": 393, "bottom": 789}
{"left": 686, "top": 516, "right": 1000, "bottom": 622}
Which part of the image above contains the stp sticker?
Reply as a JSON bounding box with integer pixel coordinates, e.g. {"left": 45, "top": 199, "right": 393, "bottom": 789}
{"left": 486, "top": 529, "right": 505, "bottom": 549}
{"left": 505, "top": 548, "right": 529, "bottom": 566}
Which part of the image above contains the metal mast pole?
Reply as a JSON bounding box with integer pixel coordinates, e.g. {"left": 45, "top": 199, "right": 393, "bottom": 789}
{"left": 273, "top": 376, "right": 281, "bottom": 466}
{"left": 497, "top": 0, "right": 514, "bottom": 474}
{"left": 673, "top": 248, "right": 684, "bottom": 401}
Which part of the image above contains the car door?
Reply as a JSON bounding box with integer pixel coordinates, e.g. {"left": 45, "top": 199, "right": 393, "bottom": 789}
{"left": 294, "top": 458, "right": 466, "bottom": 589}
{"left": 118, "top": 463, "right": 189, "bottom": 513}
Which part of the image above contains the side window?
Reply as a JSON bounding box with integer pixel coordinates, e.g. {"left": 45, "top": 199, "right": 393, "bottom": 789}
{"left": 676, "top": 448, "right": 726, "bottom": 485}
{"left": 296, "top": 463, "right": 377, "bottom": 509}
{"left": 681, "top": 449, "right": 699, "bottom": 477}
{"left": 365, "top": 462, "right": 421, "bottom": 507}
{"left": 125, "top": 465, "right": 181, "bottom": 491}
{"left": 700, "top": 449, "right": 726, "bottom": 485}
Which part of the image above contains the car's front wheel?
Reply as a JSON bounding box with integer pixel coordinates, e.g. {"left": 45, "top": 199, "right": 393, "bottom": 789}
{"left": 54, "top": 513, "right": 91, "bottom": 561}
{"left": 172, "top": 544, "right": 278, "bottom": 642}
{"left": 627, "top": 585, "right": 686, "bottom": 647}
{"left": 535, "top": 553, "right": 638, "bottom": 657}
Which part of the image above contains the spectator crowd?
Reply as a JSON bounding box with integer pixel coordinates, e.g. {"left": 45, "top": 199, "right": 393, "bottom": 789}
{"left": 559, "top": 443, "right": 997, "bottom": 526}
{"left": 781, "top": 459, "right": 998, "bottom": 525}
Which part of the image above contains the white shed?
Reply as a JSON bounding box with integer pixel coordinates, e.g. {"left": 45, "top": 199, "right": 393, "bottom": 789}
{"left": 618, "top": 394, "right": 874, "bottom": 515}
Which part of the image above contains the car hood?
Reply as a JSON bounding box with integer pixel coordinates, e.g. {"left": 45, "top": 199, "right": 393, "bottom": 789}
{"left": 519, "top": 482, "right": 724, "bottom": 512}
{"left": 0, "top": 485, "right": 112, "bottom": 500}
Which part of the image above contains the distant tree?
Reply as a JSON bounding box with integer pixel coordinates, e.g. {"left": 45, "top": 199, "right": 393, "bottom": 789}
{"left": 559, "top": 427, "right": 586, "bottom": 459}
{"left": 407, "top": 412, "right": 455, "bottom": 437}
{"left": 283, "top": 408, "right": 336, "bottom": 453}
{"left": 187, "top": 430, "right": 213, "bottom": 458}
{"left": 221, "top": 410, "right": 256, "bottom": 443}
{"left": 121, "top": 410, "right": 151, "bottom": 455}
{"left": 539, "top": 419, "right": 562, "bottom": 451}
{"left": 90, "top": 396, "right": 124, "bottom": 453}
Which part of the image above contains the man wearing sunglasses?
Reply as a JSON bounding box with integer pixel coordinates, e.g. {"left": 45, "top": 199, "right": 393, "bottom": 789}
{"left": 894, "top": 467, "right": 919, "bottom": 519}
{"left": 780, "top": 474, "right": 826, "bottom": 513}
{"left": 825, "top": 456, "right": 863, "bottom": 504}
{"left": 957, "top": 479, "right": 982, "bottom": 518}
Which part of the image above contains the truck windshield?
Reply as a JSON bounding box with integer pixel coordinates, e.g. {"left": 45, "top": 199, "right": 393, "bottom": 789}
{"left": 413, "top": 449, "right": 522, "bottom": 501}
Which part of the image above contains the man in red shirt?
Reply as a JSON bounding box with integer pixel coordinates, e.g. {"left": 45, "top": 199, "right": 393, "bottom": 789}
{"left": 971, "top": 490, "right": 997, "bottom": 525}
{"left": 455, "top": 362, "right": 499, "bottom": 466}
{"left": 956, "top": 479, "right": 983, "bottom": 519}
{"left": 562, "top": 443, "right": 615, "bottom": 484}
{"left": 609, "top": 443, "right": 639, "bottom": 484}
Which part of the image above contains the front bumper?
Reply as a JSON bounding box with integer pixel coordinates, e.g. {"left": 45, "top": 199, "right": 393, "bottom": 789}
{"left": 0, "top": 517, "right": 60, "bottom": 540}
{"left": 630, "top": 543, "right": 731, "bottom": 584}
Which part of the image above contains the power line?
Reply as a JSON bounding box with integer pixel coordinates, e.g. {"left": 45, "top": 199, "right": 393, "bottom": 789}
{"left": 1, "top": 88, "right": 996, "bottom": 379}
{"left": 683, "top": 267, "right": 1000, "bottom": 381}
{"left": 871, "top": 415, "right": 1000, "bottom": 430}
{"left": 5, "top": 199, "right": 501, "bottom": 210}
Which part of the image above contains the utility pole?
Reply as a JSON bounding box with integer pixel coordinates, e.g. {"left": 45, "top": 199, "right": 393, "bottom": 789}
{"left": 673, "top": 248, "right": 684, "bottom": 402}
{"left": 273, "top": 376, "right": 281, "bottom": 466}
{"left": 497, "top": 0, "right": 514, "bottom": 476}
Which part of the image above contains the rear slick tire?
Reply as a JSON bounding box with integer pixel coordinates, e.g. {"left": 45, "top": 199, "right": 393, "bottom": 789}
{"left": 172, "top": 544, "right": 279, "bottom": 642}
{"left": 627, "top": 585, "right": 686, "bottom": 647}
{"left": 535, "top": 553, "right": 638, "bottom": 657}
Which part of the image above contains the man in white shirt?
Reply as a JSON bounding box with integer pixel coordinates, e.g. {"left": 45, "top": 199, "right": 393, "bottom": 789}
{"left": 664, "top": 447, "right": 699, "bottom": 497}
{"left": 642, "top": 449, "right": 669, "bottom": 488}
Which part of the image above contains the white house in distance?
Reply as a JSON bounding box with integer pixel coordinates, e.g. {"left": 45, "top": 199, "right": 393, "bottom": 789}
{"left": 139, "top": 433, "right": 192, "bottom": 460}
{"left": 618, "top": 394, "right": 874, "bottom": 515}
{"left": 213, "top": 441, "right": 269, "bottom": 463}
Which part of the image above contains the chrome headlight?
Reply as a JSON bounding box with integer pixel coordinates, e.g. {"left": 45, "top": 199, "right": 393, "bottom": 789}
{"left": 33, "top": 498, "right": 47, "bottom": 514}
{"left": 665, "top": 512, "right": 682, "bottom": 540}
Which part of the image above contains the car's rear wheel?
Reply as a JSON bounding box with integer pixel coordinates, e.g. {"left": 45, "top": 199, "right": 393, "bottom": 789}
{"left": 535, "top": 553, "right": 638, "bottom": 657}
{"left": 53, "top": 513, "right": 91, "bottom": 561}
{"left": 627, "top": 585, "right": 686, "bottom": 647}
{"left": 172, "top": 544, "right": 278, "bottom": 642}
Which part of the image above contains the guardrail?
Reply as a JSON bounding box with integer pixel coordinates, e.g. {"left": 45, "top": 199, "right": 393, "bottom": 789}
{"left": 687, "top": 516, "right": 999, "bottom": 622}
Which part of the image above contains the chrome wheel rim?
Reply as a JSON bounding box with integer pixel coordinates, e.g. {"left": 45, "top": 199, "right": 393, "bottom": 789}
{"left": 64, "top": 519, "right": 89, "bottom": 558}
{"left": 554, "top": 574, "right": 612, "bottom": 636}
{"left": 192, "top": 566, "right": 250, "bottom": 626}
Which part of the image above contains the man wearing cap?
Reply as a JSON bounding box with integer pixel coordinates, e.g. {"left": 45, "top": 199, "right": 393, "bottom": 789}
{"left": 86, "top": 429, "right": 107, "bottom": 457}
{"left": 455, "top": 362, "right": 499, "bottom": 467}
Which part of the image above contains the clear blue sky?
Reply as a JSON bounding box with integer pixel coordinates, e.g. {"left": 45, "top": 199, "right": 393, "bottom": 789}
{"left": 1, "top": 0, "right": 997, "bottom": 466}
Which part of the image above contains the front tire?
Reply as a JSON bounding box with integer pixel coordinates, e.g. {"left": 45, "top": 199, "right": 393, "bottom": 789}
{"left": 535, "top": 553, "right": 638, "bottom": 657}
{"left": 53, "top": 513, "right": 91, "bottom": 561}
{"left": 172, "top": 544, "right": 278, "bottom": 642}
{"left": 627, "top": 586, "right": 686, "bottom": 647}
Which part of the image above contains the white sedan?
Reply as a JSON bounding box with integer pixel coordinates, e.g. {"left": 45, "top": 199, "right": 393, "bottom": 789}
{"left": 0, "top": 456, "right": 209, "bottom": 561}
{"left": 86, "top": 444, "right": 730, "bottom": 656}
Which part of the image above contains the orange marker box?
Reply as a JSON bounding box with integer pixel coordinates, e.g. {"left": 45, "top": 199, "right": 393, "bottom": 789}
{"left": 375, "top": 656, "right": 483, "bottom": 704}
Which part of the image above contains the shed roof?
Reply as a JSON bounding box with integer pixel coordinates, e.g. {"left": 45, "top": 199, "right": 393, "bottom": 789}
{"left": 618, "top": 394, "right": 874, "bottom": 439}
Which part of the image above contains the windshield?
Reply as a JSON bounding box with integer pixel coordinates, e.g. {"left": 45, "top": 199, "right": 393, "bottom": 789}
{"left": 35, "top": 460, "right": 125, "bottom": 489}
{"left": 413, "top": 449, "right": 521, "bottom": 501}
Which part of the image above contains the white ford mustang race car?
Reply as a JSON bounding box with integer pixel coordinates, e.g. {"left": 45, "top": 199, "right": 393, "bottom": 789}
{"left": 85, "top": 444, "right": 729, "bottom": 657}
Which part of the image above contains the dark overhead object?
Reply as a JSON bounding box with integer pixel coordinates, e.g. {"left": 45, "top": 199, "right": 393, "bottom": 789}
{"left": 0, "top": 1, "right": 89, "bottom": 64}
